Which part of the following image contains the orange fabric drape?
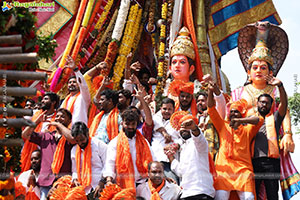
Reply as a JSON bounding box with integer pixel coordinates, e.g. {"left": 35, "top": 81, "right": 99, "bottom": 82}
{"left": 75, "top": 137, "right": 92, "bottom": 187}
{"left": 148, "top": 179, "right": 165, "bottom": 200}
{"left": 88, "top": 104, "right": 98, "bottom": 127}
{"left": 265, "top": 113, "right": 279, "bottom": 158}
{"left": 51, "top": 136, "right": 67, "bottom": 174}
{"left": 174, "top": 99, "right": 197, "bottom": 117}
{"left": 61, "top": 92, "right": 81, "bottom": 114}
{"left": 25, "top": 185, "right": 39, "bottom": 200}
{"left": 21, "top": 110, "right": 56, "bottom": 172}
{"left": 116, "top": 130, "right": 153, "bottom": 189}
{"left": 183, "top": 0, "right": 203, "bottom": 80}
{"left": 89, "top": 107, "right": 119, "bottom": 140}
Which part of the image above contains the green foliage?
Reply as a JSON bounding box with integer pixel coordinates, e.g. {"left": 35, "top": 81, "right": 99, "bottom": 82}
{"left": 288, "top": 92, "right": 300, "bottom": 130}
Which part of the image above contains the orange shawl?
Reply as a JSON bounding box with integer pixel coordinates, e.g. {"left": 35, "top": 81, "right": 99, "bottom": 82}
{"left": 75, "top": 137, "right": 92, "bottom": 187}
{"left": 265, "top": 112, "right": 279, "bottom": 158}
{"left": 174, "top": 99, "right": 197, "bottom": 117}
{"left": 148, "top": 179, "right": 165, "bottom": 200}
{"left": 51, "top": 136, "right": 67, "bottom": 174}
{"left": 61, "top": 92, "right": 80, "bottom": 114}
{"left": 25, "top": 185, "right": 39, "bottom": 200}
{"left": 20, "top": 110, "right": 56, "bottom": 172}
{"left": 116, "top": 130, "right": 153, "bottom": 189}
{"left": 89, "top": 107, "right": 119, "bottom": 140}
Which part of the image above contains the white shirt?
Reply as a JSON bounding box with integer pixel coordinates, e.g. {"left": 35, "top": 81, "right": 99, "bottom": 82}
{"left": 17, "top": 169, "right": 40, "bottom": 198}
{"left": 152, "top": 111, "right": 182, "bottom": 162}
{"left": 61, "top": 71, "right": 91, "bottom": 125}
{"left": 71, "top": 137, "right": 107, "bottom": 194}
{"left": 136, "top": 180, "right": 182, "bottom": 200}
{"left": 102, "top": 134, "right": 156, "bottom": 184}
{"left": 171, "top": 132, "right": 215, "bottom": 198}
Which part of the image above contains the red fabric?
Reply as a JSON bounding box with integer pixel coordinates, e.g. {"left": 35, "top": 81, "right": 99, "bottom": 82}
{"left": 142, "top": 122, "right": 153, "bottom": 143}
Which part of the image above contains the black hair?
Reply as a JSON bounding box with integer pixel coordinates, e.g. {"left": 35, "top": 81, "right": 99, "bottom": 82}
{"left": 195, "top": 92, "right": 208, "bottom": 99}
{"left": 68, "top": 75, "right": 76, "bottom": 82}
{"left": 161, "top": 98, "right": 175, "bottom": 108}
{"left": 121, "top": 108, "right": 140, "bottom": 123}
{"left": 128, "top": 106, "right": 141, "bottom": 116}
{"left": 44, "top": 92, "right": 60, "bottom": 109}
{"left": 26, "top": 99, "right": 35, "bottom": 105}
{"left": 57, "top": 108, "right": 72, "bottom": 120}
{"left": 71, "top": 121, "right": 89, "bottom": 138}
{"left": 118, "top": 89, "right": 133, "bottom": 104}
{"left": 100, "top": 89, "right": 119, "bottom": 107}
{"left": 147, "top": 161, "right": 164, "bottom": 171}
{"left": 138, "top": 67, "right": 151, "bottom": 79}
{"left": 258, "top": 93, "right": 274, "bottom": 105}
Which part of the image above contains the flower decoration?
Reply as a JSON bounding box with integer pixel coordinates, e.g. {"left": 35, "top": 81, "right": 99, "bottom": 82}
{"left": 99, "top": 184, "right": 122, "bottom": 200}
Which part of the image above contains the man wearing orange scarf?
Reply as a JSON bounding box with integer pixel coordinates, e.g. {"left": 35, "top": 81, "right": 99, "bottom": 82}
{"left": 90, "top": 88, "right": 121, "bottom": 144}
{"left": 22, "top": 108, "right": 75, "bottom": 200}
{"left": 17, "top": 150, "right": 41, "bottom": 199}
{"left": 102, "top": 106, "right": 154, "bottom": 190}
{"left": 70, "top": 122, "right": 107, "bottom": 196}
{"left": 60, "top": 56, "right": 91, "bottom": 125}
{"left": 252, "top": 76, "right": 288, "bottom": 200}
{"left": 136, "top": 161, "right": 181, "bottom": 200}
{"left": 169, "top": 80, "right": 197, "bottom": 117}
{"left": 207, "top": 82, "right": 264, "bottom": 200}
{"left": 21, "top": 92, "right": 60, "bottom": 172}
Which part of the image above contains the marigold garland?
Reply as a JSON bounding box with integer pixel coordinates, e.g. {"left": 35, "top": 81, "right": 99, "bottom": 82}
{"left": 95, "top": 0, "right": 114, "bottom": 30}
{"left": 3, "top": 147, "right": 11, "bottom": 163}
{"left": 0, "top": 195, "right": 14, "bottom": 200}
{"left": 112, "top": 4, "right": 142, "bottom": 90}
{"left": 155, "top": 1, "right": 168, "bottom": 96}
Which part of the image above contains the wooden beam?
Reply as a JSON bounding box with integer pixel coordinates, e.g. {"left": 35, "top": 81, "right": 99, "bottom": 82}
{"left": 0, "top": 53, "right": 37, "bottom": 64}
{"left": 0, "top": 107, "right": 33, "bottom": 117}
{"left": 0, "top": 70, "right": 47, "bottom": 81}
{"left": 0, "top": 35, "right": 22, "bottom": 45}
{"left": 0, "top": 87, "right": 37, "bottom": 96}
{"left": 0, "top": 118, "right": 36, "bottom": 128}
{"left": 0, "top": 47, "right": 22, "bottom": 54}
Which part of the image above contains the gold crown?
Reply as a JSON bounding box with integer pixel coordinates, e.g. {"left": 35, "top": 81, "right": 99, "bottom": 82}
{"left": 170, "top": 27, "right": 195, "bottom": 60}
{"left": 248, "top": 40, "right": 274, "bottom": 66}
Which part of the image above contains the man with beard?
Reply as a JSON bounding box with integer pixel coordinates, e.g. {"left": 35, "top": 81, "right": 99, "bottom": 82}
{"left": 21, "top": 92, "right": 60, "bottom": 172}
{"left": 90, "top": 88, "right": 122, "bottom": 144}
{"left": 136, "top": 161, "right": 181, "bottom": 200}
{"left": 102, "top": 104, "right": 154, "bottom": 189}
{"left": 207, "top": 81, "right": 264, "bottom": 200}
{"left": 60, "top": 56, "right": 91, "bottom": 125}
{"left": 17, "top": 150, "right": 41, "bottom": 199}
{"left": 117, "top": 89, "right": 132, "bottom": 113}
{"left": 151, "top": 98, "right": 181, "bottom": 182}
{"left": 169, "top": 80, "right": 197, "bottom": 117}
{"left": 165, "top": 112, "right": 215, "bottom": 200}
{"left": 252, "top": 77, "right": 287, "bottom": 200}
{"left": 22, "top": 108, "right": 75, "bottom": 200}
{"left": 70, "top": 121, "right": 107, "bottom": 196}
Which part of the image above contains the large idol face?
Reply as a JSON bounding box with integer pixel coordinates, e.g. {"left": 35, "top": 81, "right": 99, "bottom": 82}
{"left": 248, "top": 60, "right": 272, "bottom": 86}
{"left": 169, "top": 55, "right": 194, "bottom": 82}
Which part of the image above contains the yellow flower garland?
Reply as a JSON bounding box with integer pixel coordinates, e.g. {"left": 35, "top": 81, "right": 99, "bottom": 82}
{"left": 155, "top": 1, "right": 168, "bottom": 95}
{"left": 94, "top": 0, "right": 114, "bottom": 29}
{"left": 112, "top": 4, "right": 142, "bottom": 89}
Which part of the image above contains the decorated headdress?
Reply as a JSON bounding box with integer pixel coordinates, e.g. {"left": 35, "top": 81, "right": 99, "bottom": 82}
{"left": 99, "top": 184, "right": 135, "bottom": 200}
{"left": 170, "top": 111, "right": 198, "bottom": 131}
{"left": 228, "top": 99, "right": 248, "bottom": 118}
{"left": 238, "top": 21, "right": 288, "bottom": 76}
{"left": 168, "top": 80, "right": 194, "bottom": 97}
{"left": 170, "top": 27, "right": 195, "bottom": 60}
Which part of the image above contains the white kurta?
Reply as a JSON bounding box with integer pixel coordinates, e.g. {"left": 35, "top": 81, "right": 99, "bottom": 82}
{"left": 136, "top": 180, "right": 182, "bottom": 200}
{"left": 60, "top": 71, "right": 91, "bottom": 125}
{"left": 151, "top": 111, "right": 182, "bottom": 162}
{"left": 171, "top": 132, "right": 215, "bottom": 198}
{"left": 71, "top": 137, "right": 107, "bottom": 194}
{"left": 17, "top": 169, "right": 40, "bottom": 198}
{"left": 102, "top": 134, "right": 156, "bottom": 184}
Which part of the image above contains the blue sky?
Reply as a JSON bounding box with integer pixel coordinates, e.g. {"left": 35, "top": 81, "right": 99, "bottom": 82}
{"left": 221, "top": 0, "right": 300, "bottom": 97}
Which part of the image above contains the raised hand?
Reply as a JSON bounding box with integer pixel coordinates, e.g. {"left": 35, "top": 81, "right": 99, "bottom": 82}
{"left": 265, "top": 75, "right": 282, "bottom": 86}
{"left": 65, "top": 55, "right": 76, "bottom": 70}
{"left": 130, "top": 61, "right": 142, "bottom": 72}
{"left": 96, "top": 61, "right": 108, "bottom": 74}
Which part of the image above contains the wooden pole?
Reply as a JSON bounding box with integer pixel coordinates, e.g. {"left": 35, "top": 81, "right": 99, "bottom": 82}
{"left": 0, "top": 118, "right": 36, "bottom": 128}
{"left": 0, "top": 96, "right": 14, "bottom": 103}
{"left": 0, "top": 107, "right": 33, "bottom": 117}
{"left": 0, "top": 87, "right": 37, "bottom": 96}
{"left": 0, "top": 47, "right": 22, "bottom": 54}
{"left": 0, "top": 53, "right": 37, "bottom": 64}
{"left": 0, "top": 35, "right": 22, "bottom": 45}
{"left": 0, "top": 70, "right": 47, "bottom": 81}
